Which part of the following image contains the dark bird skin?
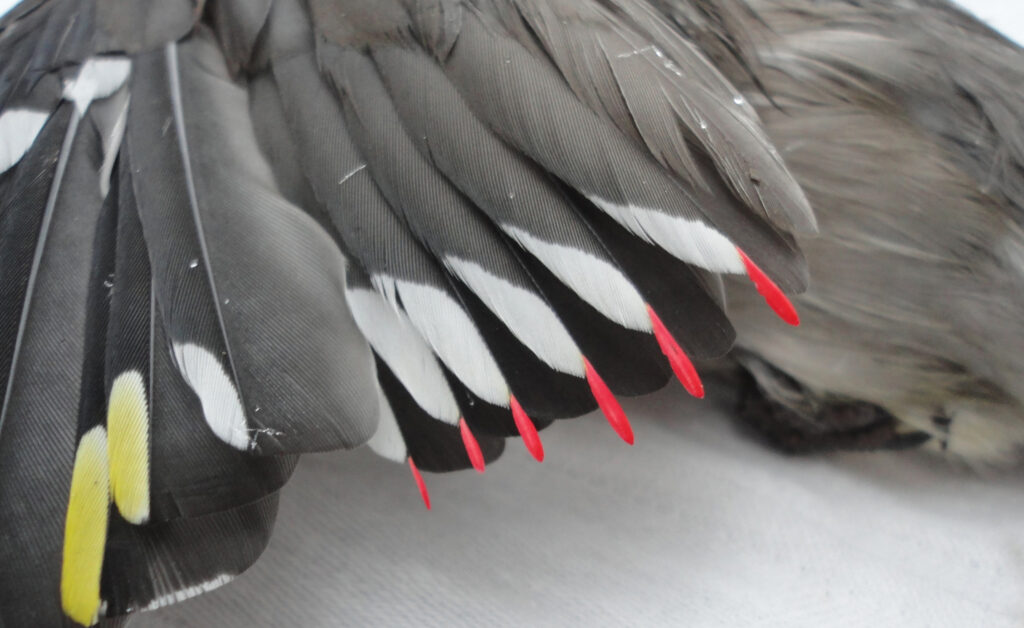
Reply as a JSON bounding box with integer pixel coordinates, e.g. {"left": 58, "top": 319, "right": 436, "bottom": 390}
{"left": 0, "top": 1, "right": 1019, "bottom": 625}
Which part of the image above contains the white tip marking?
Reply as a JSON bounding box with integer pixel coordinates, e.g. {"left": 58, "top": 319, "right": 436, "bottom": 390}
{"left": 444, "top": 257, "right": 585, "bottom": 377}
{"left": 171, "top": 342, "right": 250, "bottom": 450}
{"left": 141, "top": 574, "right": 234, "bottom": 611}
{"left": 0, "top": 109, "right": 49, "bottom": 174}
{"left": 346, "top": 286, "right": 460, "bottom": 423}
{"left": 98, "top": 94, "right": 129, "bottom": 199}
{"left": 63, "top": 57, "right": 132, "bottom": 114}
{"left": 502, "top": 225, "right": 652, "bottom": 331}
{"left": 371, "top": 274, "right": 509, "bottom": 406}
{"left": 366, "top": 386, "right": 408, "bottom": 463}
{"left": 588, "top": 196, "right": 744, "bottom": 274}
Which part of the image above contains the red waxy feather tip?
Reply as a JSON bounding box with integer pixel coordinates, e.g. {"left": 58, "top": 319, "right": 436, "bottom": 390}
{"left": 408, "top": 457, "right": 431, "bottom": 510}
{"left": 583, "top": 358, "right": 633, "bottom": 445}
{"left": 459, "top": 417, "right": 486, "bottom": 473}
{"left": 737, "top": 248, "right": 800, "bottom": 326}
{"left": 509, "top": 395, "right": 544, "bottom": 462}
{"left": 647, "top": 305, "right": 705, "bottom": 399}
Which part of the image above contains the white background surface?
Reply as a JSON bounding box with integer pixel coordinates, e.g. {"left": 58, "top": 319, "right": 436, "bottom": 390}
{"left": 141, "top": 388, "right": 1024, "bottom": 627}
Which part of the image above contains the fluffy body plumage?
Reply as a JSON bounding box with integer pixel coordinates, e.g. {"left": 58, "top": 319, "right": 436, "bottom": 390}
{"left": 666, "top": 0, "right": 1024, "bottom": 463}
{"left": 0, "top": 0, "right": 1020, "bottom": 625}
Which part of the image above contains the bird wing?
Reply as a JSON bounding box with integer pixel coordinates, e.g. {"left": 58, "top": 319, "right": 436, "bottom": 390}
{"left": 0, "top": 0, "right": 812, "bottom": 625}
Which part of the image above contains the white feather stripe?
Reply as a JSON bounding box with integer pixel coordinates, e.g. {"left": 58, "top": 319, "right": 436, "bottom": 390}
{"left": 366, "top": 387, "right": 407, "bottom": 463}
{"left": 346, "top": 286, "right": 460, "bottom": 423}
{"left": 63, "top": 57, "right": 132, "bottom": 114}
{"left": 588, "top": 196, "right": 745, "bottom": 274}
{"left": 444, "top": 257, "right": 585, "bottom": 377}
{"left": 171, "top": 342, "right": 250, "bottom": 450}
{"left": 501, "top": 225, "right": 652, "bottom": 331}
{"left": 0, "top": 109, "right": 49, "bottom": 174}
{"left": 371, "top": 275, "right": 510, "bottom": 406}
{"left": 141, "top": 575, "right": 234, "bottom": 612}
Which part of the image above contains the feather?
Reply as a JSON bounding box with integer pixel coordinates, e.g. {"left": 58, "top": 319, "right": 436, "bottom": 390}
{"left": 62, "top": 168, "right": 119, "bottom": 628}
{"left": 209, "top": 0, "right": 273, "bottom": 73}
{"left": 376, "top": 359, "right": 505, "bottom": 473}
{"left": 345, "top": 272, "right": 461, "bottom": 426}
{"left": 414, "top": 6, "right": 807, "bottom": 293}
{"left": 266, "top": 51, "right": 515, "bottom": 411}
{"left": 327, "top": 46, "right": 589, "bottom": 379}
{"left": 496, "top": 0, "right": 814, "bottom": 234}
{"left": 125, "top": 33, "right": 378, "bottom": 454}
{"left": 94, "top": 0, "right": 201, "bottom": 54}
{"left": 372, "top": 44, "right": 654, "bottom": 332}
{"left": 0, "top": 97, "right": 107, "bottom": 627}
{"left": 99, "top": 492, "right": 279, "bottom": 619}
{"left": 108, "top": 154, "right": 297, "bottom": 522}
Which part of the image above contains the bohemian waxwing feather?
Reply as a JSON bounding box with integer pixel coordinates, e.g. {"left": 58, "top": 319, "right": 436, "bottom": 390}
{"left": 261, "top": 51, "right": 524, "bottom": 434}
{"left": 208, "top": 0, "right": 273, "bottom": 74}
{"left": 371, "top": 44, "right": 654, "bottom": 333}
{"left": 412, "top": 5, "right": 808, "bottom": 294}
{"left": 106, "top": 156, "right": 297, "bottom": 524}
{"left": 377, "top": 359, "right": 505, "bottom": 474}
{"left": 327, "top": 47, "right": 591, "bottom": 382}
{"left": 125, "top": 33, "right": 378, "bottom": 455}
{"left": 0, "top": 88, "right": 112, "bottom": 627}
{"left": 98, "top": 492, "right": 279, "bottom": 620}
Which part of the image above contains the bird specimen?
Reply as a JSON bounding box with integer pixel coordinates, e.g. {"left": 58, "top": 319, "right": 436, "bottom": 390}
{"left": 0, "top": 0, "right": 1021, "bottom": 625}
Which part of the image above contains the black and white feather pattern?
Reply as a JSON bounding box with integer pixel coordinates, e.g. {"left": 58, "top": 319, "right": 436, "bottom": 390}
{"left": 0, "top": 0, "right": 815, "bottom": 624}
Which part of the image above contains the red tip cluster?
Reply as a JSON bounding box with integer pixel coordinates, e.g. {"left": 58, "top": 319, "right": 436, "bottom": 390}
{"left": 737, "top": 248, "right": 800, "bottom": 326}
{"left": 583, "top": 358, "right": 633, "bottom": 445}
{"left": 510, "top": 395, "right": 544, "bottom": 462}
{"left": 647, "top": 305, "right": 704, "bottom": 398}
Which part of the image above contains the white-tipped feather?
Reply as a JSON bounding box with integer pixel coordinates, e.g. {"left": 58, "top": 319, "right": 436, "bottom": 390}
{"left": 366, "top": 387, "right": 407, "bottom": 463}
{"left": 63, "top": 57, "right": 132, "bottom": 115}
{"left": 444, "top": 257, "right": 586, "bottom": 377}
{"left": 346, "top": 286, "right": 460, "bottom": 423}
{"left": 501, "top": 225, "right": 652, "bottom": 331}
{"left": 0, "top": 109, "right": 50, "bottom": 174}
{"left": 171, "top": 342, "right": 250, "bottom": 450}
{"left": 588, "top": 196, "right": 745, "bottom": 274}
{"left": 0, "top": 101, "right": 83, "bottom": 430}
{"left": 372, "top": 275, "right": 510, "bottom": 406}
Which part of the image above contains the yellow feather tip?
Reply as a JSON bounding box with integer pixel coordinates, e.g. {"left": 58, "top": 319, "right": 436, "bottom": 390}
{"left": 107, "top": 370, "right": 151, "bottom": 524}
{"left": 61, "top": 426, "right": 110, "bottom": 626}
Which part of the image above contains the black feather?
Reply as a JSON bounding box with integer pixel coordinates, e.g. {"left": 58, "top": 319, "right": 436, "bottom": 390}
{"left": 126, "top": 34, "right": 378, "bottom": 455}
{"left": 0, "top": 103, "right": 107, "bottom": 627}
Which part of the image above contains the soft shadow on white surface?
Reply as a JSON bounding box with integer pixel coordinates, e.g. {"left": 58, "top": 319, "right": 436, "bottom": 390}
{"left": 141, "top": 386, "right": 1024, "bottom": 627}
